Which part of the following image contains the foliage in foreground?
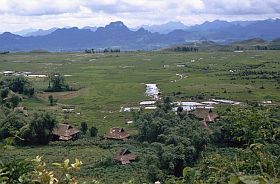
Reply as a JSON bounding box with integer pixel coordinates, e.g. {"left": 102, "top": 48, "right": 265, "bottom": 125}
{"left": 0, "top": 156, "right": 83, "bottom": 184}
{"left": 213, "top": 107, "right": 280, "bottom": 147}
{"left": 186, "top": 143, "right": 279, "bottom": 184}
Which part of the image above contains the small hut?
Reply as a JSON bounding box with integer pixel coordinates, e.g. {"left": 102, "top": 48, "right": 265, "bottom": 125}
{"left": 191, "top": 108, "right": 219, "bottom": 123}
{"left": 52, "top": 124, "right": 80, "bottom": 141}
{"left": 113, "top": 148, "right": 137, "bottom": 165}
{"left": 61, "top": 105, "right": 75, "bottom": 113}
{"left": 104, "top": 127, "right": 130, "bottom": 140}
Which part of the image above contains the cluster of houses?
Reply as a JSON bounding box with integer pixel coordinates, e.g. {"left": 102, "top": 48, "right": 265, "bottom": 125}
{"left": 121, "top": 82, "right": 242, "bottom": 114}
{"left": 120, "top": 84, "right": 160, "bottom": 112}
{"left": 51, "top": 124, "right": 135, "bottom": 164}
{"left": 52, "top": 104, "right": 220, "bottom": 165}
{"left": 1, "top": 70, "right": 72, "bottom": 78}
{"left": 7, "top": 79, "right": 241, "bottom": 168}
{"left": 1, "top": 70, "right": 48, "bottom": 78}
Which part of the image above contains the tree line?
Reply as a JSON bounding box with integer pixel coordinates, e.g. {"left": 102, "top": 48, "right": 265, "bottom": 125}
{"left": 85, "top": 48, "right": 121, "bottom": 54}
{"left": 172, "top": 46, "right": 199, "bottom": 52}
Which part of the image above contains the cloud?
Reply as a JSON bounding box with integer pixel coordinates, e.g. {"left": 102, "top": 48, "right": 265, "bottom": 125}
{"left": 0, "top": 0, "right": 279, "bottom": 16}
{"left": 200, "top": 0, "right": 280, "bottom": 15}
{"left": 0, "top": 0, "right": 279, "bottom": 32}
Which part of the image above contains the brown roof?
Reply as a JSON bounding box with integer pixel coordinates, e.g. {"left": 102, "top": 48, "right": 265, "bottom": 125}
{"left": 191, "top": 108, "right": 219, "bottom": 123}
{"left": 113, "top": 148, "right": 137, "bottom": 165}
{"left": 104, "top": 127, "right": 130, "bottom": 140}
{"left": 52, "top": 124, "right": 80, "bottom": 141}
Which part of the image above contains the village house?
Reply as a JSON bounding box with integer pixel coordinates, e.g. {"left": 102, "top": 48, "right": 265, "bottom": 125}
{"left": 191, "top": 108, "right": 219, "bottom": 123}
{"left": 113, "top": 148, "right": 137, "bottom": 165}
{"left": 3, "top": 71, "right": 15, "bottom": 76}
{"left": 61, "top": 105, "right": 75, "bottom": 113}
{"left": 104, "top": 127, "right": 130, "bottom": 140}
{"left": 52, "top": 123, "right": 80, "bottom": 141}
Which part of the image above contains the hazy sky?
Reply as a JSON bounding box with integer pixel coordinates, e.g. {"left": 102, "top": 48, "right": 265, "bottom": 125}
{"left": 0, "top": 0, "right": 280, "bottom": 32}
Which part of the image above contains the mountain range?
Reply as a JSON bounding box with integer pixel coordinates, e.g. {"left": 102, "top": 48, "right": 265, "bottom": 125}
{"left": 0, "top": 19, "right": 280, "bottom": 51}
{"left": 163, "top": 38, "right": 280, "bottom": 52}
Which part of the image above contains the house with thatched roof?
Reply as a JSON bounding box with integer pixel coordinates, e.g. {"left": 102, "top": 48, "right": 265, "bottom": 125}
{"left": 113, "top": 148, "right": 137, "bottom": 165}
{"left": 52, "top": 124, "right": 80, "bottom": 141}
{"left": 104, "top": 127, "right": 130, "bottom": 141}
{"left": 191, "top": 108, "right": 219, "bottom": 123}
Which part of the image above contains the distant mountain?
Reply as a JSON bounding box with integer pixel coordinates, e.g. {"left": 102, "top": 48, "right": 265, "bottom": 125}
{"left": 192, "top": 20, "right": 235, "bottom": 31}
{"left": 186, "top": 19, "right": 280, "bottom": 42}
{"left": 163, "top": 37, "right": 280, "bottom": 52}
{"left": 232, "top": 20, "right": 257, "bottom": 27}
{"left": 139, "top": 21, "right": 188, "bottom": 34}
{"left": 232, "top": 38, "right": 268, "bottom": 45}
{"left": 13, "top": 28, "right": 38, "bottom": 36}
{"left": 1, "top": 19, "right": 280, "bottom": 51}
{"left": 24, "top": 28, "right": 58, "bottom": 37}
{"left": 82, "top": 26, "right": 98, "bottom": 32}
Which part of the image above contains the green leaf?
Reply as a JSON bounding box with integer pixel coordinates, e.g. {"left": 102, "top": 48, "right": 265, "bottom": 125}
{"left": 183, "top": 167, "right": 191, "bottom": 177}
{"left": 228, "top": 175, "right": 240, "bottom": 184}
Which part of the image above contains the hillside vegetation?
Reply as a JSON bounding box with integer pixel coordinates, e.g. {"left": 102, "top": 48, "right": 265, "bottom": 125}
{"left": 0, "top": 51, "right": 279, "bottom": 183}
{"left": 163, "top": 38, "right": 280, "bottom": 52}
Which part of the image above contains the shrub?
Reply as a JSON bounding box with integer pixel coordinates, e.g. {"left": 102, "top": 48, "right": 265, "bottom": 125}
{"left": 213, "top": 107, "right": 278, "bottom": 147}
{"left": 80, "top": 122, "right": 88, "bottom": 135}
{"left": 89, "top": 126, "right": 98, "bottom": 137}
{"left": 0, "top": 113, "right": 25, "bottom": 140}
{"left": 19, "top": 112, "right": 57, "bottom": 145}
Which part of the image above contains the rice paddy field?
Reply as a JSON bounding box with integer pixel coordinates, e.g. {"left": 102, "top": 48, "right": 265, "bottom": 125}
{"left": 0, "top": 50, "right": 280, "bottom": 183}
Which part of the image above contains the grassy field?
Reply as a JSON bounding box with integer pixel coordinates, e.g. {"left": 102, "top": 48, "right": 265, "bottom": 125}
{"left": 0, "top": 50, "right": 279, "bottom": 183}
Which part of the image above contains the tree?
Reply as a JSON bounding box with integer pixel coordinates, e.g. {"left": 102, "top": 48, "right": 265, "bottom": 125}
{"left": 89, "top": 126, "right": 98, "bottom": 137}
{"left": 9, "top": 95, "right": 21, "bottom": 108}
{"left": 47, "top": 74, "right": 67, "bottom": 92}
{"left": 20, "top": 112, "right": 57, "bottom": 145}
{"left": 157, "top": 96, "right": 173, "bottom": 112}
{"left": 135, "top": 99, "right": 210, "bottom": 177}
{"left": 5, "top": 77, "right": 34, "bottom": 97}
{"left": 24, "top": 87, "right": 35, "bottom": 97}
{"left": 48, "top": 95, "right": 54, "bottom": 106}
{"left": 8, "top": 77, "right": 30, "bottom": 94}
{"left": 8, "top": 76, "right": 28, "bottom": 94}
{"left": 0, "top": 87, "right": 9, "bottom": 100}
{"left": 213, "top": 107, "right": 277, "bottom": 147}
{"left": 0, "top": 113, "right": 25, "bottom": 140}
{"left": 177, "top": 106, "right": 183, "bottom": 113}
{"left": 80, "top": 122, "right": 88, "bottom": 135}
{"left": 85, "top": 49, "right": 91, "bottom": 53}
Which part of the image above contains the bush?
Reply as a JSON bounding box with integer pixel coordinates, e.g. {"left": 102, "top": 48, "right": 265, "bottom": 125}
{"left": 80, "top": 122, "right": 88, "bottom": 135}
{"left": 0, "top": 113, "right": 25, "bottom": 140}
{"left": 48, "top": 95, "right": 54, "bottom": 106}
{"left": 9, "top": 95, "right": 21, "bottom": 108}
{"left": 135, "top": 99, "right": 210, "bottom": 177}
{"left": 89, "top": 126, "right": 98, "bottom": 137}
{"left": 19, "top": 112, "right": 57, "bottom": 145}
{"left": 0, "top": 87, "right": 9, "bottom": 100}
{"left": 6, "top": 77, "right": 34, "bottom": 97}
{"left": 46, "top": 74, "right": 73, "bottom": 92}
{"left": 0, "top": 159, "right": 33, "bottom": 183}
{"left": 213, "top": 107, "right": 278, "bottom": 147}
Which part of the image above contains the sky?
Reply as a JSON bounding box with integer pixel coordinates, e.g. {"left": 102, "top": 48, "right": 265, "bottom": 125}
{"left": 0, "top": 0, "right": 280, "bottom": 32}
